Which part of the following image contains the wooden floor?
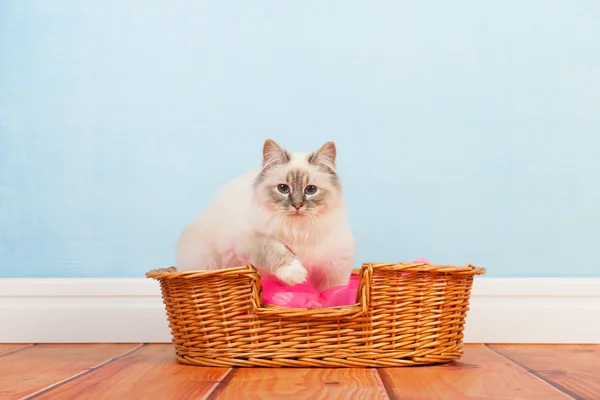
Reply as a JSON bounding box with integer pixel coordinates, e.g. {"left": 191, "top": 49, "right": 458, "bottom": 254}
{"left": 1, "top": 344, "right": 598, "bottom": 400}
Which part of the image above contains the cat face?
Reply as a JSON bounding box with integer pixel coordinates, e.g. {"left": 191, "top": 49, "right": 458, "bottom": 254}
{"left": 254, "top": 140, "right": 342, "bottom": 217}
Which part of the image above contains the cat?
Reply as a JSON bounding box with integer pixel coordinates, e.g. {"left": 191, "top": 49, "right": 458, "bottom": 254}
{"left": 175, "top": 139, "right": 356, "bottom": 291}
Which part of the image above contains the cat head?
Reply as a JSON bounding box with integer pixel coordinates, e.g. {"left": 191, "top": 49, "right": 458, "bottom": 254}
{"left": 253, "top": 139, "right": 343, "bottom": 217}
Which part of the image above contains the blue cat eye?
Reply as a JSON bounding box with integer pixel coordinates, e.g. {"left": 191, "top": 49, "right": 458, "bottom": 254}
{"left": 304, "top": 185, "right": 318, "bottom": 195}
{"left": 277, "top": 184, "right": 290, "bottom": 194}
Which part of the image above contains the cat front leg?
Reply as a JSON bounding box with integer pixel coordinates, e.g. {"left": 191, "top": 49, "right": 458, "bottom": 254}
{"left": 247, "top": 233, "right": 308, "bottom": 286}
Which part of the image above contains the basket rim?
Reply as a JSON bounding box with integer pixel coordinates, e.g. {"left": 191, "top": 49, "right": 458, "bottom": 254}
{"left": 145, "top": 261, "right": 485, "bottom": 279}
{"left": 366, "top": 261, "right": 486, "bottom": 275}
{"left": 145, "top": 261, "right": 484, "bottom": 321}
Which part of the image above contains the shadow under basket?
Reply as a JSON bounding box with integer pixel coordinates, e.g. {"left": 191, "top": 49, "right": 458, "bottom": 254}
{"left": 146, "top": 262, "right": 485, "bottom": 368}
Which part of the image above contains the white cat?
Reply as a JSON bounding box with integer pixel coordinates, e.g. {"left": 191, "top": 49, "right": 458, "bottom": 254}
{"left": 176, "top": 139, "right": 355, "bottom": 291}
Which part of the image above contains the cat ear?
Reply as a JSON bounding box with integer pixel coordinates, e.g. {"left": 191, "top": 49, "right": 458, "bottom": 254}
{"left": 262, "top": 139, "right": 289, "bottom": 168}
{"left": 309, "top": 141, "right": 337, "bottom": 173}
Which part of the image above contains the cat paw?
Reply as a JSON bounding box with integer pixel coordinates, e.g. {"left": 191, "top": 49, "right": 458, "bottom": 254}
{"left": 275, "top": 259, "right": 308, "bottom": 286}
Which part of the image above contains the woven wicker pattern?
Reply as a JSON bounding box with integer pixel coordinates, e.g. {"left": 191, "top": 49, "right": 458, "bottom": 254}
{"left": 146, "top": 262, "right": 485, "bottom": 367}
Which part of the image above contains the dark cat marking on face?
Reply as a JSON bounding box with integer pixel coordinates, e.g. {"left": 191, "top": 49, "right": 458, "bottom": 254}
{"left": 287, "top": 169, "right": 308, "bottom": 206}
{"left": 265, "top": 168, "right": 328, "bottom": 212}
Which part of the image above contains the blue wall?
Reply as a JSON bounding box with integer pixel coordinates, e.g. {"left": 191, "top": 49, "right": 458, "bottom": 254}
{"left": 1, "top": 1, "right": 599, "bottom": 278}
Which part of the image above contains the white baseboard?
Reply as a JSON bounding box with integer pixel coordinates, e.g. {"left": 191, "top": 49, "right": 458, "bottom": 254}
{"left": 1, "top": 277, "right": 598, "bottom": 344}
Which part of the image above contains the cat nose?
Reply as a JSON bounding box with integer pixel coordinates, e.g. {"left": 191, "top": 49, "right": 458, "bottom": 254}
{"left": 292, "top": 202, "right": 304, "bottom": 210}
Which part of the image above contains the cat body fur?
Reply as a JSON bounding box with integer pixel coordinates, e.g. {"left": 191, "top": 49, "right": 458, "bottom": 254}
{"left": 176, "top": 140, "right": 355, "bottom": 291}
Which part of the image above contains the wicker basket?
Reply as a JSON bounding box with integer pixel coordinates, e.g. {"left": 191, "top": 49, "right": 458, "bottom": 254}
{"left": 146, "top": 262, "right": 485, "bottom": 367}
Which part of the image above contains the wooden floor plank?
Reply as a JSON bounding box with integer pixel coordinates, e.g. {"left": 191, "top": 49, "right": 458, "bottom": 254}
{"left": 0, "top": 343, "right": 140, "bottom": 400}
{"left": 3, "top": 343, "right": 596, "bottom": 399}
{"left": 379, "top": 344, "right": 572, "bottom": 400}
{"left": 35, "top": 344, "right": 232, "bottom": 400}
{"left": 210, "top": 368, "right": 389, "bottom": 400}
{"left": 490, "top": 344, "right": 600, "bottom": 400}
{"left": 0, "top": 343, "right": 33, "bottom": 357}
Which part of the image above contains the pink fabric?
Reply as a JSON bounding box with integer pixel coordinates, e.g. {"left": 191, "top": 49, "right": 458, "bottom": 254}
{"left": 261, "top": 258, "right": 431, "bottom": 308}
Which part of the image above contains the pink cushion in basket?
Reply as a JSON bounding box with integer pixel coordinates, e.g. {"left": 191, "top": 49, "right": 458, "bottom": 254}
{"left": 261, "top": 258, "right": 431, "bottom": 308}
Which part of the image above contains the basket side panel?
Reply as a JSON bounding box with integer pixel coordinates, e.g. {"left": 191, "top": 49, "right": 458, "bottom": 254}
{"left": 159, "top": 273, "right": 261, "bottom": 358}
{"left": 369, "top": 269, "right": 475, "bottom": 364}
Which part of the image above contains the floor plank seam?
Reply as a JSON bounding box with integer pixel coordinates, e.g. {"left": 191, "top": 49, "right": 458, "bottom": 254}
{"left": 199, "top": 367, "right": 235, "bottom": 400}
{"left": 20, "top": 343, "right": 146, "bottom": 400}
{"left": 205, "top": 368, "right": 239, "bottom": 400}
{"left": 373, "top": 369, "right": 394, "bottom": 400}
{"left": 485, "top": 345, "right": 584, "bottom": 400}
{"left": 0, "top": 344, "right": 35, "bottom": 358}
